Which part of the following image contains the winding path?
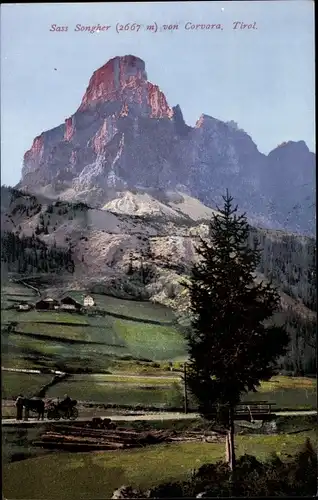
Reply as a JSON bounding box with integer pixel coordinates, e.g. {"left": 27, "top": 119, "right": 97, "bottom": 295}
{"left": 11, "top": 278, "right": 41, "bottom": 297}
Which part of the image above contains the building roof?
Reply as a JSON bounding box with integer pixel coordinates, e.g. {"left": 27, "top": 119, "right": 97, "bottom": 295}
{"left": 36, "top": 297, "right": 59, "bottom": 304}
{"left": 59, "top": 291, "right": 84, "bottom": 302}
{"left": 61, "top": 296, "right": 82, "bottom": 306}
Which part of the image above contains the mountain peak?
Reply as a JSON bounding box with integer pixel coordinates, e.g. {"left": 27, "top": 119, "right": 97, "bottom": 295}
{"left": 19, "top": 56, "right": 315, "bottom": 236}
{"left": 78, "top": 54, "right": 173, "bottom": 119}
{"left": 273, "top": 140, "right": 310, "bottom": 154}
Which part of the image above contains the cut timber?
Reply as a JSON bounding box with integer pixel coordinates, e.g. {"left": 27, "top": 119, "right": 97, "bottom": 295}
{"left": 33, "top": 441, "right": 126, "bottom": 451}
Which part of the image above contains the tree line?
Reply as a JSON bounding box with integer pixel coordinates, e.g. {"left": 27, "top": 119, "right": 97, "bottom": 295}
{"left": 249, "top": 228, "right": 316, "bottom": 312}
{"left": 1, "top": 231, "right": 75, "bottom": 274}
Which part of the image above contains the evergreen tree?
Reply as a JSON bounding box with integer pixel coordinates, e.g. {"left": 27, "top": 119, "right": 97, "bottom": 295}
{"left": 183, "top": 191, "right": 289, "bottom": 472}
{"left": 140, "top": 252, "right": 145, "bottom": 284}
{"left": 127, "top": 253, "right": 134, "bottom": 275}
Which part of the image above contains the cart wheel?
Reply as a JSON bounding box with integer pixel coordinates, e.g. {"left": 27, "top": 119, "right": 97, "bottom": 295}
{"left": 69, "top": 408, "right": 78, "bottom": 420}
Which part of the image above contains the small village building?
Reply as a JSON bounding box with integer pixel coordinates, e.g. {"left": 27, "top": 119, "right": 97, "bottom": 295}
{"left": 83, "top": 295, "right": 95, "bottom": 307}
{"left": 35, "top": 298, "right": 60, "bottom": 311}
{"left": 17, "top": 303, "right": 32, "bottom": 311}
{"left": 60, "top": 296, "right": 82, "bottom": 312}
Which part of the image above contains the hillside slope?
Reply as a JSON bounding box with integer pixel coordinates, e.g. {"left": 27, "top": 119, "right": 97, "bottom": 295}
{"left": 1, "top": 186, "right": 316, "bottom": 374}
{"left": 1, "top": 186, "right": 315, "bottom": 311}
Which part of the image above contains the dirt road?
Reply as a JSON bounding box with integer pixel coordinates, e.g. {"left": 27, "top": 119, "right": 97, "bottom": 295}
{"left": 2, "top": 410, "right": 316, "bottom": 426}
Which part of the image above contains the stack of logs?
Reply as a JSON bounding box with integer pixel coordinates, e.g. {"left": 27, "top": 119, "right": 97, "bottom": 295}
{"left": 32, "top": 419, "right": 221, "bottom": 451}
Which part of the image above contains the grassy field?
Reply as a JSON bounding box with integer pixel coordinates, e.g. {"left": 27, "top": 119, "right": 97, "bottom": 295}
{"left": 2, "top": 368, "right": 316, "bottom": 411}
{"left": 46, "top": 373, "right": 181, "bottom": 408}
{"left": 1, "top": 372, "right": 52, "bottom": 399}
{"left": 10, "top": 322, "right": 124, "bottom": 345}
{"left": 1, "top": 291, "right": 187, "bottom": 369}
{"left": 89, "top": 293, "right": 178, "bottom": 322}
{"left": 2, "top": 426, "right": 49, "bottom": 465}
{"left": 112, "top": 319, "right": 187, "bottom": 360}
{"left": 46, "top": 378, "right": 183, "bottom": 407}
{"left": 110, "top": 359, "right": 184, "bottom": 375}
{"left": 242, "top": 376, "right": 317, "bottom": 410}
{"left": 1, "top": 286, "right": 316, "bottom": 411}
{"left": 2, "top": 310, "right": 90, "bottom": 324}
{"left": 45, "top": 374, "right": 316, "bottom": 410}
{"left": 85, "top": 374, "right": 180, "bottom": 384}
{"left": 1, "top": 283, "right": 37, "bottom": 310}
{"left": 1, "top": 283, "right": 38, "bottom": 299}
{"left": 243, "top": 388, "right": 316, "bottom": 410}
{"left": 2, "top": 431, "right": 316, "bottom": 500}
{"left": 2, "top": 334, "right": 124, "bottom": 374}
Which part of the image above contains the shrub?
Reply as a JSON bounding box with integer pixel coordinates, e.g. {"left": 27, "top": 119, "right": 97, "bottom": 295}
{"left": 142, "top": 440, "right": 317, "bottom": 497}
{"left": 150, "top": 362, "right": 160, "bottom": 368}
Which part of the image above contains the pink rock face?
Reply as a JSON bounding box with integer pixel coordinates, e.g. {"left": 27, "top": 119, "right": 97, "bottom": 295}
{"left": 79, "top": 55, "right": 172, "bottom": 119}
{"left": 70, "top": 150, "right": 77, "bottom": 165}
{"left": 195, "top": 114, "right": 213, "bottom": 129}
{"left": 79, "top": 55, "right": 146, "bottom": 108}
{"left": 147, "top": 82, "right": 173, "bottom": 119}
{"left": 119, "top": 103, "right": 129, "bottom": 118}
{"left": 195, "top": 115, "right": 205, "bottom": 128}
{"left": 93, "top": 117, "right": 118, "bottom": 154}
{"left": 64, "top": 117, "right": 75, "bottom": 141}
{"left": 24, "top": 135, "right": 44, "bottom": 163}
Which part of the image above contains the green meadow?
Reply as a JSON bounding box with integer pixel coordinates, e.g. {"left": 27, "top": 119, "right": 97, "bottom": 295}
{"left": 3, "top": 431, "right": 316, "bottom": 500}
{"left": 1, "top": 290, "right": 188, "bottom": 377}
{"left": 2, "top": 287, "right": 316, "bottom": 411}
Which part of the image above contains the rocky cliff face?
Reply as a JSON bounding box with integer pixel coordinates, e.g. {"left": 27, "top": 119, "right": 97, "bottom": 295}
{"left": 19, "top": 55, "right": 315, "bottom": 235}
{"left": 78, "top": 55, "right": 173, "bottom": 118}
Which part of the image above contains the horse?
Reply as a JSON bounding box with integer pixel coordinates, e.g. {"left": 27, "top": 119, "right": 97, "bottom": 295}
{"left": 23, "top": 397, "right": 45, "bottom": 420}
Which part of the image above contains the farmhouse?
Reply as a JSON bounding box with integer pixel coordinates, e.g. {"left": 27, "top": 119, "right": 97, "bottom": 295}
{"left": 16, "top": 303, "right": 33, "bottom": 311}
{"left": 84, "top": 295, "right": 95, "bottom": 307}
{"left": 60, "top": 296, "right": 82, "bottom": 311}
{"left": 35, "top": 298, "right": 59, "bottom": 311}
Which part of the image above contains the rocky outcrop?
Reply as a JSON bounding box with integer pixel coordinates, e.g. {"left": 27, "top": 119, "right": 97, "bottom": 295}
{"left": 262, "top": 141, "right": 316, "bottom": 235}
{"left": 78, "top": 55, "right": 172, "bottom": 119}
{"left": 19, "top": 55, "right": 315, "bottom": 235}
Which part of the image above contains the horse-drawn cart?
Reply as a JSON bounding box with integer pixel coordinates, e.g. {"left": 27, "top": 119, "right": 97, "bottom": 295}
{"left": 20, "top": 397, "right": 79, "bottom": 421}
{"left": 46, "top": 399, "right": 79, "bottom": 421}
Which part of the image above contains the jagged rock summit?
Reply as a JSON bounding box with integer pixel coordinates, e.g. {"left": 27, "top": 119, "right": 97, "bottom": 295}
{"left": 19, "top": 55, "right": 315, "bottom": 235}
{"left": 79, "top": 55, "right": 173, "bottom": 118}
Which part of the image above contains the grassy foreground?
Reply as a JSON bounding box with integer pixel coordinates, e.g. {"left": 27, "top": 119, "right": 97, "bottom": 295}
{"left": 3, "top": 431, "right": 316, "bottom": 500}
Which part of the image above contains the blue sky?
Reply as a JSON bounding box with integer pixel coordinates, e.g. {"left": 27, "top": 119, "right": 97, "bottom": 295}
{"left": 1, "top": 1, "right": 315, "bottom": 187}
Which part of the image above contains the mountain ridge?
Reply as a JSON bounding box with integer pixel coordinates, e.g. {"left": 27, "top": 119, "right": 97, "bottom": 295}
{"left": 18, "top": 54, "right": 315, "bottom": 236}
